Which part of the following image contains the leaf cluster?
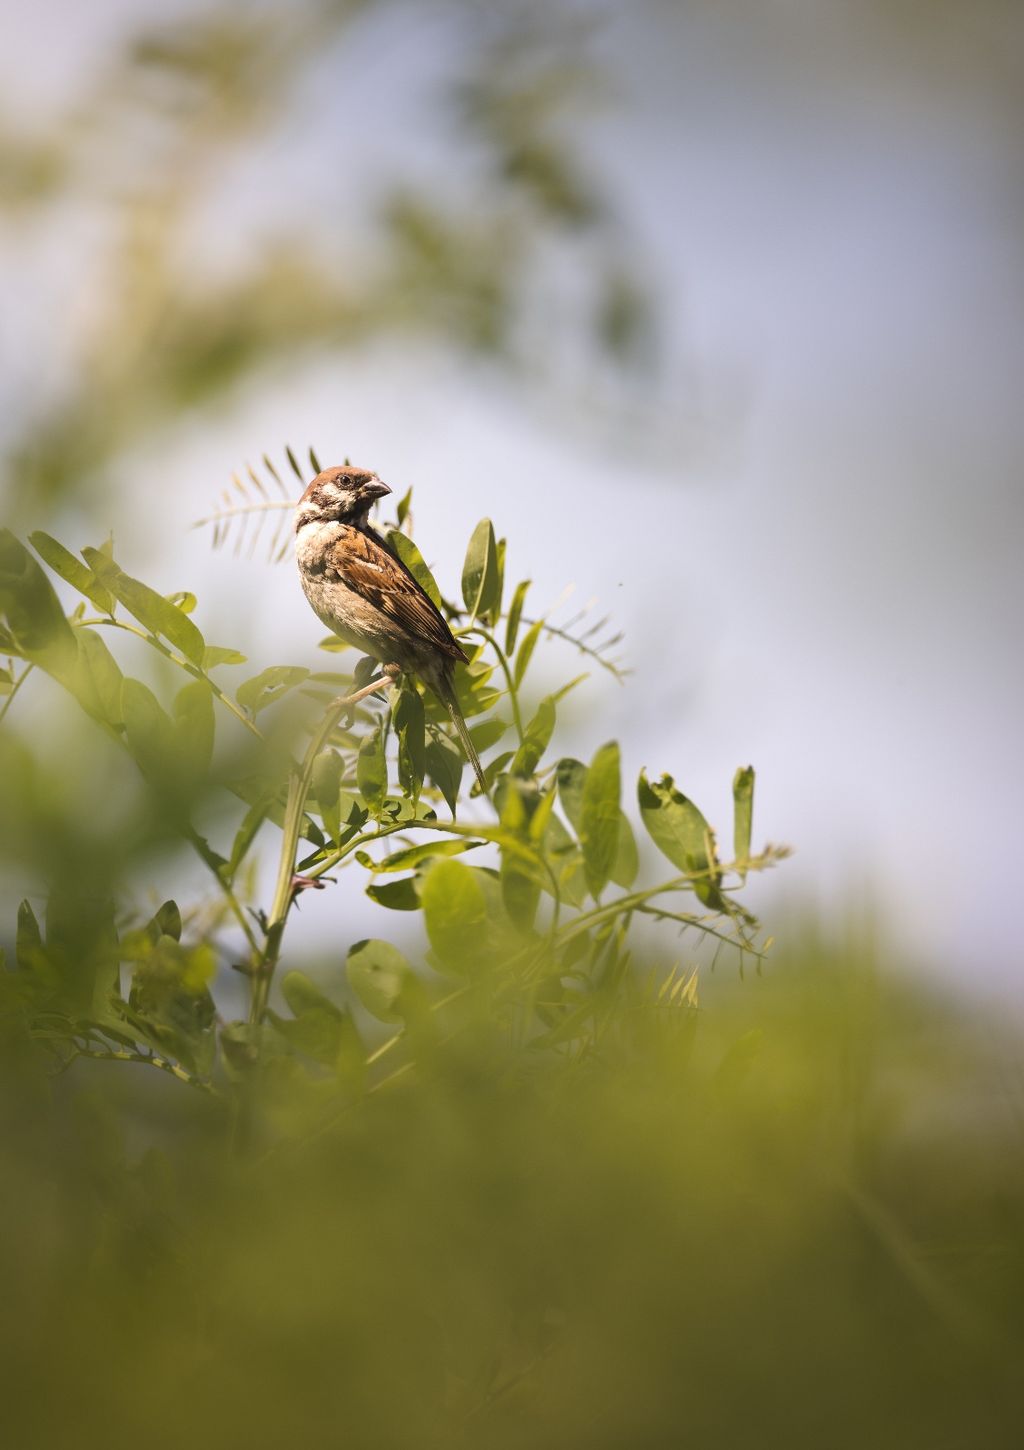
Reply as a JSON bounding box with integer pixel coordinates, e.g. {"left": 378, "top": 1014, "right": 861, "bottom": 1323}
{"left": 1, "top": 469, "right": 786, "bottom": 1117}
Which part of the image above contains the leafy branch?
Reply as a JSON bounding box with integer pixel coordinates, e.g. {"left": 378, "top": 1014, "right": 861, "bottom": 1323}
{"left": 1, "top": 491, "right": 787, "bottom": 1122}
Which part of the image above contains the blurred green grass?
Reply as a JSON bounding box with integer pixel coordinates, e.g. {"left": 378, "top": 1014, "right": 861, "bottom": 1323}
{"left": 3, "top": 925, "right": 1022, "bottom": 1449}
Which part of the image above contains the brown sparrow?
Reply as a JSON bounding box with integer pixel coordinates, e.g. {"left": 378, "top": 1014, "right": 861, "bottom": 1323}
{"left": 294, "top": 465, "right": 487, "bottom": 793}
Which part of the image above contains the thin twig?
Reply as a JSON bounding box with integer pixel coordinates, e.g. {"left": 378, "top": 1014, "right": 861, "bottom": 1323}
{"left": 0, "top": 661, "right": 35, "bottom": 725}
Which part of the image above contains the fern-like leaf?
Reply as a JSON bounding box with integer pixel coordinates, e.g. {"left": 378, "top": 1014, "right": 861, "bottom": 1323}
{"left": 193, "top": 448, "right": 313, "bottom": 562}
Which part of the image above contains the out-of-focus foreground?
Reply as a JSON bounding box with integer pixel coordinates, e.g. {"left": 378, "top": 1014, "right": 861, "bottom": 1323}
{"left": 2, "top": 927, "right": 1024, "bottom": 1448}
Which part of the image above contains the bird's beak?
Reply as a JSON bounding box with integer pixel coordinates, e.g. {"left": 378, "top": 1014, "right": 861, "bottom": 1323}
{"left": 364, "top": 479, "right": 391, "bottom": 501}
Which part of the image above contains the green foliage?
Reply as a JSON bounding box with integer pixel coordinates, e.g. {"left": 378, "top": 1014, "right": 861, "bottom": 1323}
{"left": 462, "top": 517, "right": 501, "bottom": 622}
{"left": 1, "top": 487, "right": 785, "bottom": 1115}
{"left": 7, "top": 471, "right": 1023, "bottom": 1448}
{"left": 2, "top": 931, "right": 1023, "bottom": 1447}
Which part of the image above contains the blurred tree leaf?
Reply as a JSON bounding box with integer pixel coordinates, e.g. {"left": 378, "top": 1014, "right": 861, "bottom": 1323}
{"left": 0, "top": 529, "right": 77, "bottom": 668}
{"left": 236, "top": 665, "right": 309, "bottom": 715}
{"left": 83, "top": 549, "right": 206, "bottom": 665}
{"left": 312, "top": 749, "right": 344, "bottom": 845}
{"left": 271, "top": 970, "right": 351, "bottom": 1068}
{"left": 346, "top": 939, "right": 416, "bottom": 1025}
{"left": 365, "top": 877, "right": 421, "bottom": 911}
{"left": 366, "top": 839, "right": 478, "bottom": 874}
{"left": 29, "top": 531, "right": 114, "bottom": 613}
{"left": 173, "top": 681, "right": 215, "bottom": 782}
{"left": 121, "top": 677, "right": 178, "bottom": 790}
{"left": 421, "top": 859, "right": 489, "bottom": 974}
{"left": 70, "top": 628, "right": 125, "bottom": 730}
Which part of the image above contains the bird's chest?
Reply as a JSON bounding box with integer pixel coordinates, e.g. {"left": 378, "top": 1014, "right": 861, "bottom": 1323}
{"left": 295, "top": 523, "right": 391, "bottom": 655}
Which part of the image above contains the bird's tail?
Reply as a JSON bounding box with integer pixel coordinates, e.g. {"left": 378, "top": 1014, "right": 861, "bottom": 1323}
{"left": 437, "top": 672, "right": 488, "bottom": 796}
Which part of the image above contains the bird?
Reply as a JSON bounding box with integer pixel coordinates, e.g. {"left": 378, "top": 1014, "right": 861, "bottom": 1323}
{"left": 294, "top": 465, "right": 487, "bottom": 794}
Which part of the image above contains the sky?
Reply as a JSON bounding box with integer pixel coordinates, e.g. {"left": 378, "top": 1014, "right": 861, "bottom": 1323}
{"left": 3, "top": 0, "right": 1022, "bottom": 998}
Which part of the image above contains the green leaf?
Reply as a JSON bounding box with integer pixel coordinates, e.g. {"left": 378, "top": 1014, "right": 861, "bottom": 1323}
{"left": 312, "top": 749, "right": 344, "bottom": 845}
{"left": 0, "top": 529, "right": 76, "bottom": 668}
{"left": 420, "top": 859, "right": 489, "bottom": 974}
{"left": 29, "top": 531, "right": 113, "bottom": 613}
{"left": 273, "top": 970, "right": 347, "bottom": 1066}
{"left": 505, "top": 579, "right": 531, "bottom": 655}
{"left": 499, "top": 779, "right": 545, "bottom": 930}
{"left": 166, "top": 591, "right": 197, "bottom": 615}
{"left": 468, "top": 717, "right": 509, "bottom": 756}
{"left": 0, "top": 667, "right": 12, "bottom": 694}
{"left": 82, "top": 548, "right": 206, "bottom": 666}
{"left": 121, "top": 678, "right": 177, "bottom": 789}
{"left": 542, "top": 813, "right": 588, "bottom": 909}
{"left": 386, "top": 529, "right": 443, "bottom": 609}
{"left": 511, "top": 696, "right": 556, "bottom": 777}
{"left": 47, "top": 888, "right": 120, "bottom": 1019}
{"left": 152, "top": 901, "right": 182, "bottom": 942}
{"left": 425, "top": 732, "right": 463, "bottom": 816}
{"left": 395, "top": 487, "right": 413, "bottom": 527}
{"left": 236, "top": 665, "right": 309, "bottom": 715}
{"left": 638, "top": 770, "right": 727, "bottom": 910}
{"left": 394, "top": 685, "right": 425, "bottom": 801}
{"left": 733, "top": 765, "right": 755, "bottom": 879}
{"left": 369, "top": 839, "right": 479, "bottom": 873}
{"left": 286, "top": 444, "right": 304, "bottom": 484}
{"left": 69, "top": 628, "right": 124, "bottom": 729}
{"left": 365, "top": 877, "right": 421, "bottom": 911}
{"left": 16, "top": 899, "right": 44, "bottom": 972}
{"left": 461, "top": 518, "right": 500, "bottom": 620}
{"left": 492, "top": 537, "right": 506, "bottom": 623}
{"left": 357, "top": 723, "right": 387, "bottom": 811}
{"left": 346, "top": 939, "right": 416, "bottom": 1024}
{"left": 580, "top": 742, "right": 621, "bottom": 899}
{"left": 173, "top": 681, "right": 214, "bottom": 781}
{"left": 612, "top": 813, "right": 639, "bottom": 890}
{"left": 226, "top": 795, "right": 274, "bottom": 881}
{"left": 127, "top": 936, "right": 217, "bottom": 1073}
{"left": 513, "top": 618, "right": 543, "bottom": 690}
{"left": 202, "top": 645, "right": 247, "bottom": 668}
{"left": 556, "top": 758, "right": 636, "bottom": 889}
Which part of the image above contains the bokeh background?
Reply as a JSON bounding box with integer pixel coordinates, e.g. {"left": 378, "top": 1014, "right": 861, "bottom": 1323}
{"left": 3, "top": 0, "right": 1021, "bottom": 996}
{"left": 4, "top": 6, "right": 1024, "bottom": 1447}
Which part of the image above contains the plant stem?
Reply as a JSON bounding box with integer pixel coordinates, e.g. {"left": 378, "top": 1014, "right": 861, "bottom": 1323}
{"left": 0, "top": 661, "right": 35, "bottom": 725}
{"left": 248, "top": 678, "right": 392, "bottom": 1025}
{"left": 62, "top": 1043, "right": 216, "bottom": 1093}
{"left": 186, "top": 828, "right": 261, "bottom": 957}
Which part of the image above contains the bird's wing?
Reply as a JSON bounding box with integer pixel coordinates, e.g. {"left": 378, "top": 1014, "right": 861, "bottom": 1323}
{"left": 325, "top": 526, "right": 467, "bottom": 664}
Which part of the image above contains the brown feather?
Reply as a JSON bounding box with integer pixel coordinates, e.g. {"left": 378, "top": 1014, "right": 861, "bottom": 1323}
{"left": 324, "top": 526, "right": 467, "bottom": 666}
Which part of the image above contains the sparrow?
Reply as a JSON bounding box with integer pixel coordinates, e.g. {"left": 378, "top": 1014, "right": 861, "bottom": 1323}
{"left": 294, "top": 465, "right": 487, "bottom": 794}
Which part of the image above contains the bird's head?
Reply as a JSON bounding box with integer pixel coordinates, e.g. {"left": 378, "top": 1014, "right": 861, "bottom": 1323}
{"left": 294, "top": 465, "right": 391, "bottom": 530}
